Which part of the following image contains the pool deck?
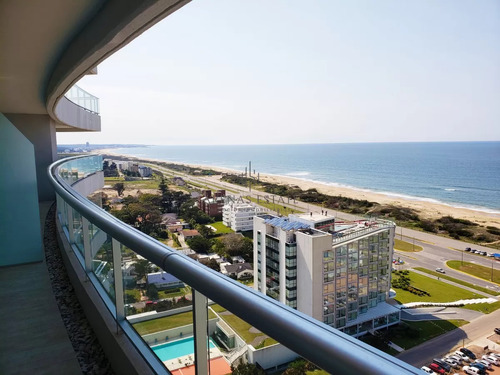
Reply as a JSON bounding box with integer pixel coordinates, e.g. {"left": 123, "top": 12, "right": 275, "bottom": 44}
{"left": 169, "top": 356, "right": 232, "bottom": 375}
{"left": 163, "top": 347, "right": 224, "bottom": 370}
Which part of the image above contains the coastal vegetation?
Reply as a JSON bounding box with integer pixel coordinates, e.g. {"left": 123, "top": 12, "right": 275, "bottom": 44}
{"left": 221, "top": 174, "right": 500, "bottom": 249}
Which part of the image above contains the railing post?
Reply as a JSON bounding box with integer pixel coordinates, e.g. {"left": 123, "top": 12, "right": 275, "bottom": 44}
{"left": 112, "top": 238, "right": 125, "bottom": 327}
{"left": 82, "top": 217, "right": 92, "bottom": 275}
{"left": 193, "top": 289, "right": 208, "bottom": 375}
{"left": 67, "top": 204, "right": 75, "bottom": 245}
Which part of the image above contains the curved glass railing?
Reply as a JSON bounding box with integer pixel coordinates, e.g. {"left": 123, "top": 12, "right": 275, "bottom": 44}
{"left": 65, "top": 85, "right": 100, "bottom": 114}
{"left": 48, "top": 155, "right": 421, "bottom": 375}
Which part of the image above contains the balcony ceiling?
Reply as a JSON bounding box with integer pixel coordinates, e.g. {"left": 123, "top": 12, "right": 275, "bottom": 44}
{"left": 0, "top": 0, "right": 190, "bottom": 129}
{"left": 0, "top": 0, "right": 102, "bottom": 115}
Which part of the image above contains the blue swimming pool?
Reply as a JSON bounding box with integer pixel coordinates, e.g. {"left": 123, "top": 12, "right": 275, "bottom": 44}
{"left": 152, "top": 337, "right": 216, "bottom": 361}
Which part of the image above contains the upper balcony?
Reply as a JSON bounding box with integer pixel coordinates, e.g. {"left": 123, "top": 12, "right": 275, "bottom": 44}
{"left": 54, "top": 84, "right": 101, "bottom": 132}
{"left": 49, "top": 155, "right": 422, "bottom": 375}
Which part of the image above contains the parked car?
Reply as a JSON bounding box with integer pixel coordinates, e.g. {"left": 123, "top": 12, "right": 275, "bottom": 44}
{"left": 448, "top": 355, "right": 464, "bottom": 365}
{"left": 465, "top": 247, "right": 472, "bottom": 251}
{"left": 487, "top": 253, "right": 494, "bottom": 257}
{"left": 432, "top": 358, "right": 451, "bottom": 372}
{"left": 489, "top": 352, "right": 500, "bottom": 359}
{"left": 479, "top": 251, "right": 487, "bottom": 256}
{"left": 444, "top": 357, "right": 460, "bottom": 369}
{"left": 420, "top": 366, "right": 436, "bottom": 374}
{"left": 428, "top": 363, "right": 445, "bottom": 374}
{"left": 494, "top": 327, "right": 500, "bottom": 335}
{"left": 460, "top": 347, "right": 477, "bottom": 360}
{"left": 471, "top": 362, "right": 488, "bottom": 372}
{"left": 482, "top": 355, "right": 499, "bottom": 365}
{"left": 463, "top": 365, "right": 484, "bottom": 375}
{"left": 435, "top": 267, "right": 445, "bottom": 273}
{"left": 474, "top": 359, "right": 492, "bottom": 370}
{"left": 455, "top": 350, "right": 471, "bottom": 362}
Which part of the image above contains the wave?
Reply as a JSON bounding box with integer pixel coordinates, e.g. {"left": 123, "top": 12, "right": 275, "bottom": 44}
{"left": 285, "top": 171, "right": 311, "bottom": 176}
{"left": 444, "top": 188, "right": 456, "bottom": 192}
{"left": 269, "top": 173, "right": 500, "bottom": 215}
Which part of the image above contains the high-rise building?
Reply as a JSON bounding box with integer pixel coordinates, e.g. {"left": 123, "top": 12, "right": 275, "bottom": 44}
{"left": 222, "top": 200, "right": 267, "bottom": 232}
{"left": 253, "top": 213, "right": 400, "bottom": 336}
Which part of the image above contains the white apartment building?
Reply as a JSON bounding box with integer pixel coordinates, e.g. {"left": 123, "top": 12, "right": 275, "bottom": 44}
{"left": 253, "top": 213, "right": 400, "bottom": 337}
{"left": 222, "top": 201, "right": 266, "bottom": 232}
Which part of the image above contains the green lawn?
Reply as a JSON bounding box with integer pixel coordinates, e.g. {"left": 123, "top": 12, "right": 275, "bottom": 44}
{"left": 414, "top": 267, "right": 500, "bottom": 296}
{"left": 390, "top": 320, "right": 468, "bottom": 349}
{"left": 158, "top": 289, "right": 186, "bottom": 299}
{"left": 462, "top": 300, "right": 500, "bottom": 314}
{"left": 447, "top": 260, "right": 500, "bottom": 284}
{"left": 210, "top": 221, "right": 234, "bottom": 234}
{"left": 392, "top": 271, "right": 484, "bottom": 304}
{"left": 245, "top": 196, "right": 303, "bottom": 216}
{"left": 132, "top": 310, "right": 216, "bottom": 335}
{"left": 104, "top": 176, "right": 160, "bottom": 189}
{"left": 394, "top": 239, "right": 423, "bottom": 252}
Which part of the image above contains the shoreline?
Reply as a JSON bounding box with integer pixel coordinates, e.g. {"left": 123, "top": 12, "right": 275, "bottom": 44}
{"left": 96, "top": 149, "right": 500, "bottom": 228}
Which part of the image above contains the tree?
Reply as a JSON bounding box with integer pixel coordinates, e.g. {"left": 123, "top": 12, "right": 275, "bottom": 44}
{"left": 200, "top": 258, "right": 220, "bottom": 272}
{"left": 196, "top": 224, "right": 213, "bottom": 238}
{"left": 146, "top": 284, "right": 159, "bottom": 300}
{"left": 186, "top": 236, "right": 212, "bottom": 253}
{"left": 231, "top": 362, "right": 265, "bottom": 375}
{"left": 113, "top": 182, "right": 125, "bottom": 196}
{"left": 133, "top": 259, "right": 151, "bottom": 281}
{"left": 220, "top": 234, "right": 253, "bottom": 260}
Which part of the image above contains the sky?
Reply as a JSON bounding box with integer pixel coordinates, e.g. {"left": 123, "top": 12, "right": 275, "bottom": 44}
{"left": 57, "top": 0, "right": 500, "bottom": 146}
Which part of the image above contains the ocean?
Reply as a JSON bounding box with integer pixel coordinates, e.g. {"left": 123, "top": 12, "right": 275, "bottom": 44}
{"left": 112, "top": 142, "right": 500, "bottom": 213}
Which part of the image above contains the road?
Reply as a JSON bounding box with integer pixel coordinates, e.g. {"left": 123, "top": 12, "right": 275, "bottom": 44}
{"left": 397, "top": 308, "right": 500, "bottom": 367}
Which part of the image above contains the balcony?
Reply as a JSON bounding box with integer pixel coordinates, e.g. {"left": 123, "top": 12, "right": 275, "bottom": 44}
{"left": 47, "top": 154, "right": 421, "bottom": 374}
{"left": 54, "top": 85, "right": 101, "bottom": 132}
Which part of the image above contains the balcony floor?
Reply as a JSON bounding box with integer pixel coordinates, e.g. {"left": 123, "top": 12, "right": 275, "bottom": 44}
{"left": 0, "top": 201, "right": 82, "bottom": 374}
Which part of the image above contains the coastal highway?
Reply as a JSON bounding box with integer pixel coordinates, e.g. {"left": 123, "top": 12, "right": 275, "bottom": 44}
{"left": 147, "top": 162, "right": 500, "bottom": 291}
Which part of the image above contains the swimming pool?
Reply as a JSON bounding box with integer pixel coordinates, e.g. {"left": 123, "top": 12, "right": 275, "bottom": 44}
{"left": 152, "top": 337, "right": 216, "bottom": 361}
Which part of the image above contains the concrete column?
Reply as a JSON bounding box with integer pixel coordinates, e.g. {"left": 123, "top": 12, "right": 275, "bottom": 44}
{"left": 5, "top": 114, "right": 57, "bottom": 201}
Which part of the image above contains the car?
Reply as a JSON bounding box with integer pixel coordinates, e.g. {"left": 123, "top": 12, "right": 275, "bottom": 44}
{"left": 487, "top": 253, "right": 494, "bottom": 257}
{"left": 488, "top": 352, "right": 500, "bottom": 359}
{"left": 448, "top": 355, "right": 464, "bottom": 365}
{"left": 475, "top": 359, "right": 492, "bottom": 370}
{"left": 432, "top": 358, "right": 451, "bottom": 372}
{"left": 494, "top": 327, "right": 500, "bottom": 335}
{"left": 435, "top": 267, "right": 445, "bottom": 273}
{"left": 463, "top": 365, "right": 483, "bottom": 375}
{"left": 428, "top": 363, "right": 446, "bottom": 374}
{"left": 471, "top": 362, "right": 488, "bottom": 372}
{"left": 455, "top": 350, "right": 471, "bottom": 362}
{"left": 444, "top": 357, "right": 460, "bottom": 369}
{"left": 480, "top": 251, "right": 487, "bottom": 256}
{"left": 420, "top": 366, "right": 436, "bottom": 374}
{"left": 460, "top": 347, "right": 477, "bottom": 360}
{"left": 465, "top": 247, "right": 471, "bottom": 251}
{"left": 481, "top": 355, "right": 498, "bottom": 366}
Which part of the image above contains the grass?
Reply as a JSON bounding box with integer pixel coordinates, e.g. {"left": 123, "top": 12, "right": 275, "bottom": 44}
{"left": 392, "top": 271, "right": 484, "bottom": 304}
{"left": 210, "top": 304, "right": 227, "bottom": 313}
{"left": 245, "top": 196, "right": 303, "bottom": 216}
{"left": 390, "top": 320, "right": 468, "bottom": 349}
{"left": 158, "top": 289, "right": 186, "bottom": 299}
{"left": 124, "top": 289, "right": 141, "bottom": 303}
{"left": 210, "top": 221, "right": 234, "bottom": 234}
{"left": 133, "top": 310, "right": 216, "bottom": 335}
{"left": 414, "top": 267, "right": 500, "bottom": 296}
{"left": 394, "top": 238, "right": 423, "bottom": 252}
{"left": 447, "top": 260, "right": 500, "bottom": 284}
{"left": 104, "top": 176, "right": 160, "bottom": 189}
{"left": 461, "top": 300, "right": 500, "bottom": 314}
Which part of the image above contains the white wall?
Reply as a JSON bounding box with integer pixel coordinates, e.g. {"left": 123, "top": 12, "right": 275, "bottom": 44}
{"left": 247, "top": 343, "right": 298, "bottom": 370}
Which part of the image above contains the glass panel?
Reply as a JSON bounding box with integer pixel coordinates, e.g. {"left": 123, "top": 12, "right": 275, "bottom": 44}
{"left": 72, "top": 210, "right": 84, "bottom": 255}
{"left": 91, "top": 224, "right": 115, "bottom": 302}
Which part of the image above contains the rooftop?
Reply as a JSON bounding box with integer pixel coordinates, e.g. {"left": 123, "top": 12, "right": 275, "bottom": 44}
{"left": 264, "top": 216, "right": 311, "bottom": 231}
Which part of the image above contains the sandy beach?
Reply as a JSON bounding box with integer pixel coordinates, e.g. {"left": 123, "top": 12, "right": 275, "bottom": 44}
{"left": 97, "top": 149, "right": 500, "bottom": 228}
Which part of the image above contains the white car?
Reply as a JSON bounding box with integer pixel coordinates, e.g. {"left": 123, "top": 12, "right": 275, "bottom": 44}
{"left": 435, "top": 267, "right": 445, "bottom": 273}
{"left": 482, "top": 355, "right": 498, "bottom": 365}
{"left": 454, "top": 350, "right": 470, "bottom": 362}
{"left": 488, "top": 352, "right": 500, "bottom": 360}
{"left": 420, "top": 366, "right": 437, "bottom": 374}
{"left": 462, "top": 366, "right": 480, "bottom": 375}
{"left": 448, "top": 355, "right": 463, "bottom": 365}
{"left": 444, "top": 357, "right": 460, "bottom": 369}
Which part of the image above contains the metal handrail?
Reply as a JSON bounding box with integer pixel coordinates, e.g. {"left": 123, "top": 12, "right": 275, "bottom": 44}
{"left": 48, "top": 155, "right": 421, "bottom": 375}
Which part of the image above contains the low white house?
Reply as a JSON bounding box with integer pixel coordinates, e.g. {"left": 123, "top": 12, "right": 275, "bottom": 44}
{"left": 222, "top": 263, "right": 253, "bottom": 280}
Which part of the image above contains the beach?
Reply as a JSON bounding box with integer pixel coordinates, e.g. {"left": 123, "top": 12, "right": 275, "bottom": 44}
{"left": 97, "top": 149, "right": 500, "bottom": 229}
